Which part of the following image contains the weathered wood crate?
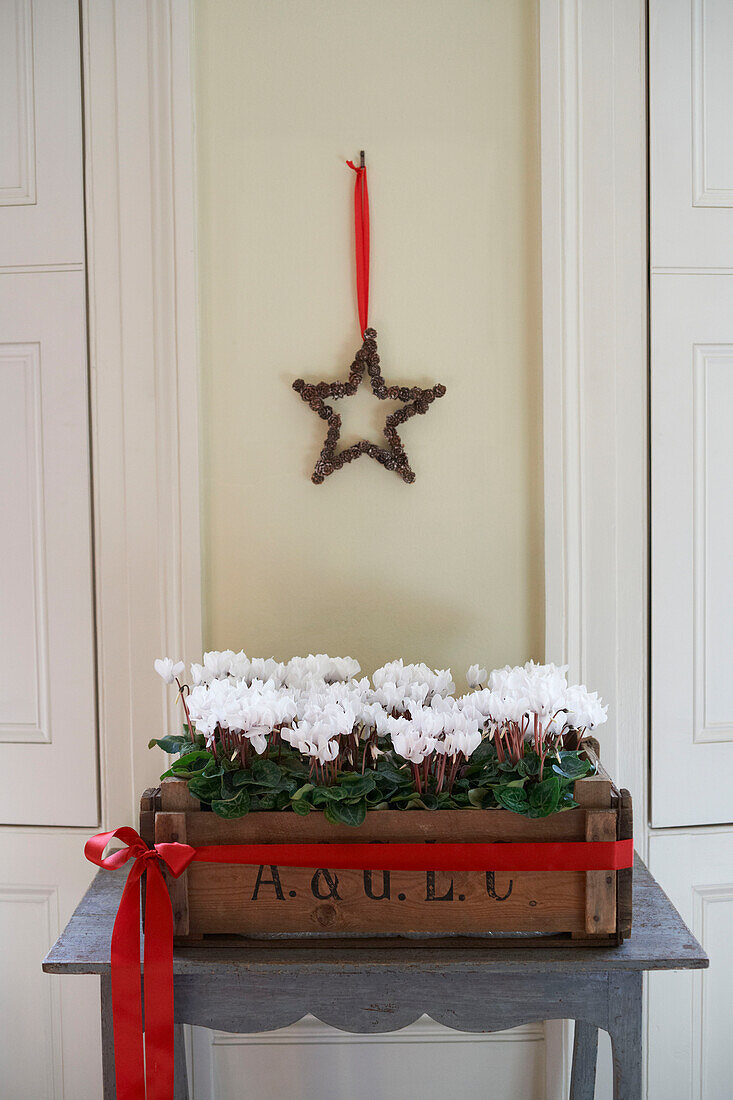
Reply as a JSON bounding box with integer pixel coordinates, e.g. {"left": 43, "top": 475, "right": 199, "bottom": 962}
{"left": 140, "top": 747, "right": 633, "bottom": 945}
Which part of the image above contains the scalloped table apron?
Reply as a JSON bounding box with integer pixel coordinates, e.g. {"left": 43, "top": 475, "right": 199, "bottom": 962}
{"left": 85, "top": 827, "right": 634, "bottom": 1100}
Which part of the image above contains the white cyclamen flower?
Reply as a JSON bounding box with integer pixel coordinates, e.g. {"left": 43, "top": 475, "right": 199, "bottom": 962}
{"left": 372, "top": 682, "right": 410, "bottom": 713}
{"left": 289, "top": 719, "right": 340, "bottom": 763}
{"left": 563, "top": 684, "right": 608, "bottom": 730}
{"left": 245, "top": 726, "right": 271, "bottom": 755}
{"left": 154, "top": 657, "right": 185, "bottom": 685}
{"left": 432, "top": 669, "right": 456, "bottom": 697}
{"left": 387, "top": 715, "right": 437, "bottom": 764}
{"left": 228, "top": 650, "right": 250, "bottom": 679}
{"left": 203, "top": 650, "right": 235, "bottom": 679}
{"left": 466, "top": 665, "right": 487, "bottom": 689}
{"left": 189, "top": 660, "right": 206, "bottom": 686}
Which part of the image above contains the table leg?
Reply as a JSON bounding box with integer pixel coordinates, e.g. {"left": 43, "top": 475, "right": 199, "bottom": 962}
{"left": 570, "top": 1020, "right": 599, "bottom": 1100}
{"left": 174, "top": 1023, "right": 189, "bottom": 1099}
{"left": 608, "top": 972, "right": 643, "bottom": 1100}
{"left": 100, "top": 974, "right": 116, "bottom": 1099}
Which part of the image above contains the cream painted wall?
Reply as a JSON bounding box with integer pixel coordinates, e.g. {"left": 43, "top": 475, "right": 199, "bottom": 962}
{"left": 195, "top": 0, "right": 543, "bottom": 680}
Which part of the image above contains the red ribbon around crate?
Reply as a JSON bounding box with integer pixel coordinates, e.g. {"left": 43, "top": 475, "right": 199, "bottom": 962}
{"left": 86, "top": 828, "right": 633, "bottom": 1100}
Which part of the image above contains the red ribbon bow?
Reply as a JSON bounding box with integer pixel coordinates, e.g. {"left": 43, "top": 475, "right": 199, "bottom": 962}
{"left": 85, "top": 828, "right": 195, "bottom": 1100}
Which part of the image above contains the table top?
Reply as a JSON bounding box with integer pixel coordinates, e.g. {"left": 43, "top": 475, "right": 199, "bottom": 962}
{"left": 44, "top": 854, "right": 707, "bottom": 977}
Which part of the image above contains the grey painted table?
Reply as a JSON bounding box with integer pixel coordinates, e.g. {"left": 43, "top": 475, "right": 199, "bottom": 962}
{"left": 43, "top": 854, "right": 707, "bottom": 1099}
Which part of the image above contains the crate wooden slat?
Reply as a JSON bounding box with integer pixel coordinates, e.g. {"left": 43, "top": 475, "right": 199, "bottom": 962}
{"left": 144, "top": 744, "right": 633, "bottom": 945}
{"left": 617, "top": 787, "right": 634, "bottom": 940}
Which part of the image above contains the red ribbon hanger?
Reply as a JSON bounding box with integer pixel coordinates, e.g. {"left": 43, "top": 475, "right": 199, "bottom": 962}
{"left": 86, "top": 828, "right": 633, "bottom": 1099}
{"left": 346, "top": 151, "right": 370, "bottom": 336}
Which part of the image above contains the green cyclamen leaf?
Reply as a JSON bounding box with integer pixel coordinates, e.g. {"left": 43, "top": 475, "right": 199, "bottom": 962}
{"left": 311, "top": 786, "right": 347, "bottom": 806}
{"left": 291, "top": 798, "right": 311, "bottom": 816}
{"left": 467, "top": 787, "right": 490, "bottom": 808}
{"left": 231, "top": 769, "right": 254, "bottom": 788}
{"left": 167, "top": 750, "right": 212, "bottom": 778}
{"left": 470, "top": 738, "right": 497, "bottom": 765}
{"left": 252, "top": 793, "right": 278, "bottom": 810}
{"left": 173, "top": 749, "right": 211, "bottom": 767}
{"left": 148, "top": 734, "right": 192, "bottom": 754}
{"left": 375, "top": 758, "right": 410, "bottom": 784}
{"left": 218, "top": 773, "right": 245, "bottom": 800}
{"left": 495, "top": 786, "right": 530, "bottom": 814}
{"left": 336, "top": 774, "right": 376, "bottom": 799}
{"left": 211, "top": 788, "right": 251, "bottom": 819}
{"left": 366, "top": 785, "right": 391, "bottom": 803}
{"left": 552, "top": 753, "right": 593, "bottom": 780}
{"left": 187, "top": 775, "right": 222, "bottom": 804}
{"left": 529, "top": 776, "right": 561, "bottom": 816}
{"left": 323, "top": 799, "right": 367, "bottom": 827}
{"left": 517, "top": 756, "right": 541, "bottom": 778}
{"left": 250, "top": 758, "right": 284, "bottom": 788}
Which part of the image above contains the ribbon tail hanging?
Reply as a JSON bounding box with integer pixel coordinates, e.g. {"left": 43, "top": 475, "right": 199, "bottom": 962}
{"left": 142, "top": 862, "right": 176, "bottom": 1100}
{"left": 110, "top": 864, "right": 147, "bottom": 1100}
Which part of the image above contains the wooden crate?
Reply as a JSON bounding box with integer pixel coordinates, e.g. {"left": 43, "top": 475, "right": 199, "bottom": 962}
{"left": 139, "top": 748, "right": 633, "bottom": 945}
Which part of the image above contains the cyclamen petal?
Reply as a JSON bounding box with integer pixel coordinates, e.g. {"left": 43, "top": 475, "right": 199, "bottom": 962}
{"left": 154, "top": 657, "right": 185, "bottom": 685}
{"left": 466, "top": 665, "right": 488, "bottom": 689}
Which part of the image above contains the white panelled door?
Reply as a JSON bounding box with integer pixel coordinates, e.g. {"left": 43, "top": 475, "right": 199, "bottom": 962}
{"left": 0, "top": 0, "right": 97, "bottom": 826}
{"left": 650, "top": 2, "right": 733, "bottom": 1095}
{"left": 650, "top": 0, "right": 733, "bottom": 827}
{"left": 1, "top": 273, "right": 97, "bottom": 825}
{"left": 0, "top": 0, "right": 100, "bottom": 1094}
{"left": 0, "top": 0, "right": 86, "bottom": 267}
{"left": 651, "top": 277, "right": 733, "bottom": 826}
{"left": 647, "top": 831, "right": 733, "bottom": 1100}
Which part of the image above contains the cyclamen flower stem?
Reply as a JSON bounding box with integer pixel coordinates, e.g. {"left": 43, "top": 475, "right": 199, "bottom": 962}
{"left": 175, "top": 679, "right": 195, "bottom": 742}
{"left": 446, "top": 752, "right": 463, "bottom": 793}
{"left": 435, "top": 753, "right": 447, "bottom": 793}
{"left": 495, "top": 730, "right": 505, "bottom": 764}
